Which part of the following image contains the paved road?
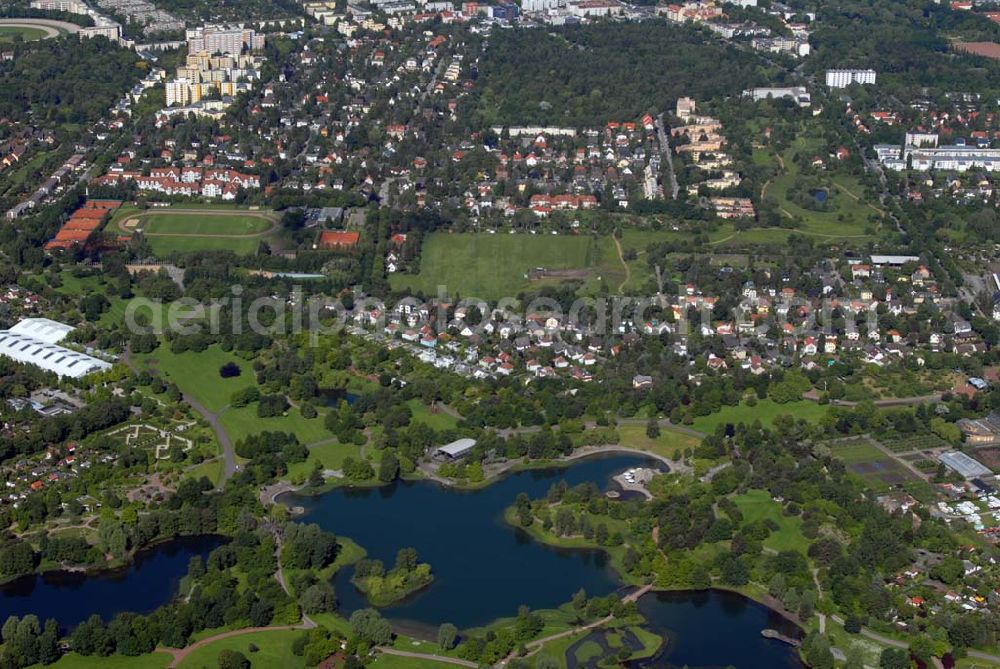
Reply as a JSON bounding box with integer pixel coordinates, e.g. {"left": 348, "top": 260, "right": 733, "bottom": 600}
{"left": 655, "top": 114, "right": 679, "bottom": 200}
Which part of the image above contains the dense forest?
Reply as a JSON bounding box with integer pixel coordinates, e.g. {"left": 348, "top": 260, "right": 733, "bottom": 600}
{"left": 807, "top": 0, "right": 1000, "bottom": 99}
{"left": 0, "top": 37, "right": 142, "bottom": 127}
{"left": 471, "top": 22, "right": 776, "bottom": 127}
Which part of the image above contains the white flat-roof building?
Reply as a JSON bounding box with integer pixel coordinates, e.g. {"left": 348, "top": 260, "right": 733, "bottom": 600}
{"left": 744, "top": 86, "right": 811, "bottom": 107}
{"left": 8, "top": 318, "right": 75, "bottom": 345}
{"left": 435, "top": 438, "right": 477, "bottom": 459}
{"left": 0, "top": 329, "right": 111, "bottom": 378}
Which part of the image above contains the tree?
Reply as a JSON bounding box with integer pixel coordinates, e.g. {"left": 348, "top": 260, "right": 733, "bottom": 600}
{"left": 217, "top": 649, "right": 250, "bottom": 669}
{"left": 879, "top": 648, "right": 909, "bottom": 669}
{"left": 350, "top": 609, "right": 392, "bottom": 645}
{"left": 437, "top": 623, "right": 458, "bottom": 650}
{"left": 843, "top": 644, "right": 865, "bottom": 669}
{"left": 645, "top": 419, "right": 660, "bottom": 439}
{"left": 301, "top": 583, "right": 336, "bottom": 614}
{"left": 802, "top": 633, "right": 834, "bottom": 669}
{"left": 219, "top": 362, "right": 241, "bottom": 378}
{"left": 378, "top": 451, "right": 400, "bottom": 483}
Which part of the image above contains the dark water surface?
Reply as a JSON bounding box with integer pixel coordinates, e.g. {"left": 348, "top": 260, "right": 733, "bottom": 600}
{"left": 286, "top": 454, "right": 804, "bottom": 667}
{"left": 0, "top": 535, "right": 225, "bottom": 628}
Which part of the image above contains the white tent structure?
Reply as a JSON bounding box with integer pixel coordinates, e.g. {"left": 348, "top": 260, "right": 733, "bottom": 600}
{"left": 0, "top": 318, "right": 111, "bottom": 378}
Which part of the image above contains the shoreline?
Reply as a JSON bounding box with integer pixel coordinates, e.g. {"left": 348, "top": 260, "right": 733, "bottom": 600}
{"left": 270, "top": 451, "right": 808, "bottom": 658}
{"left": 270, "top": 444, "right": 678, "bottom": 506}
{"left": 0, "top": 534, "right": 226, "bottom": 590}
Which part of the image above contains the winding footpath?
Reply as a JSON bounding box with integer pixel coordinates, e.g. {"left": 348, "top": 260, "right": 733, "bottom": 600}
{"left": 123, "top": 348, "right": 237, "bottom": 481}
{"left": 375, "top": 648, "right": 478, "bottom": 668}
{"left": 499, "top": 584, "right": 654, "bottom": 666}
{"left": 161, "top": 625, "right": 305, "bottom": 668}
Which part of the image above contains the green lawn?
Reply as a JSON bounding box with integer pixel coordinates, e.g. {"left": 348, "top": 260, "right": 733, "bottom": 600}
{"left": 41, "top": 652, "right": 172, "bottom": 669}
{"left": 731, "top": 490, "right": 808, "bottom": 553}
{"left": 186, "top": 458, "right": 224, "bottom": 486}
{"left": 108, "top": 206, "right": 276, "bottom": 257}
{"left": 407, "top": 400, "right": 458, "bottom": 431}
{"left": 828, "top": 438, "right": 886, "bottom": 465}
{"left": 147, "top": 235, "right": 264, "bottom": 256}
{"left": 219, "top": 405, "right": 330, "bottom": 446}
{"left": 616, "top": 424, "right": 701, "bottom": 458}
{"left": 0, "top": 26, "right": 48, "bottom": 43}
{"left": 691, "top": 399, "right": 829, "bottom": 434}
{"left": 141, "top": 213, "right": 271, "bottom": 236}
{"left": 139, "top": 345, "right": 255, "bottom": 413}
{"left": 285, "top": 440, "right": 364, "bottom": 481}
{"left": 755, "top": 134, "right": 881, "bottom": 240}
{"left": 175, "top": 629, "right": 302, "bottom": 669}
{"left": 390, "top": 232, "right": 598, "bottom": 299}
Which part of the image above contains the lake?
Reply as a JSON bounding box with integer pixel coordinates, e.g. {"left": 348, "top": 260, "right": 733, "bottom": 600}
{"left": 0, "top": 535, "right": 225, "bottom": 628}
{"left": 634, "top": 590, "right": 804, "bottom": 669}
{"left": 285, "top": 454, "right": 804, "bottom": 667}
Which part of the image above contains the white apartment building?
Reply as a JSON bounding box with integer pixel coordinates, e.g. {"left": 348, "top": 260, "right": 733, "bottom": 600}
{"left": 185, "top": 24, "right": 264, "bottom": 55}
{"left": 30, "top": 0, "right": 88, "bottom": 13}
{"left": 825, "top": 68, "right": 876, "bottom": 88}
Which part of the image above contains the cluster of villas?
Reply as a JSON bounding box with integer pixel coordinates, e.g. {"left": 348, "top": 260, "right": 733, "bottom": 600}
{"left": 338, "top": 255, "right": 992, "bottom": 386}
{"left": 97, "top": 167, "right": 261, "bottom": 199}
{"left": 455, "top": 120, "right": 665, "bottom": 217}
{"left": 672, "top": 97, "right": 744, "bottom": 196}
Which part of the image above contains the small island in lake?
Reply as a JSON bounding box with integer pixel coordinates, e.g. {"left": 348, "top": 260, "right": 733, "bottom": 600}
{"left": 351, "top": 547, "right": 433, "bottom": 606}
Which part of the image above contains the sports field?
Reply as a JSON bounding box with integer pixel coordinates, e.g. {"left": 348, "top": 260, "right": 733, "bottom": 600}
{"left": 0, "top": 26, "right": 48, "bottom": 42}
{"left": 111, "top": 206, "right": 278, "bottom": 256}
{"left": 390, "top": 232, "right": 599, "bottom": 299}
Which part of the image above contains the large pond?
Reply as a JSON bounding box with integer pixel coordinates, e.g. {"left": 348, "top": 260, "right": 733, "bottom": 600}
{"left": 0, "top": 454, "right": 805, "bottom": 667}
{"left": 284, "top": 454, "right": 805, "bottom": 667}
{"left": 0, "top": 535, "right": 225, "bottom": 628}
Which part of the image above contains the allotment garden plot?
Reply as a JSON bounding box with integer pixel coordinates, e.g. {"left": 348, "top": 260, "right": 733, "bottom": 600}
{"left": 826, "top": 437, "right": 921, "bottom": 491}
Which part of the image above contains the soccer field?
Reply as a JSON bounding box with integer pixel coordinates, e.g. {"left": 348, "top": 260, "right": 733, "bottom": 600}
{"left": 111, "top": 206, "right": 277, "bottom": 256}
{"left": 141, "top": 213, "right": 272, "bottom": 235}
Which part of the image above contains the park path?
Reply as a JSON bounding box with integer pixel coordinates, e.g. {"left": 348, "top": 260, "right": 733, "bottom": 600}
{"left": 612, "top": 235, "right": 631, "bottom": 293}
{"left": 187, "top": 398, "right": 237, "bottom": 480}
{"left": 500, "top": 584, "right": 654, "bottom": 665}
{"left": 161, "top": 625, "right": 305, "bottom": 667}
{"left": 375, "top": 648, "right": 478, "bottom": 668}
{"left": 828, "top": 614, "right": 1000, "bottom": 664}
{"left": 123, "top": 348, "right": 237, "bottom": 482}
